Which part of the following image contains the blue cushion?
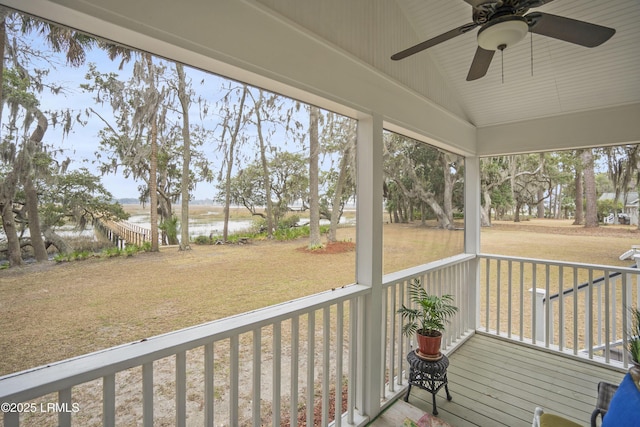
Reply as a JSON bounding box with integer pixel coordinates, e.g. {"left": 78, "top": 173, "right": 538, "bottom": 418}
{"left": 602, "top": 373, "right": 640, "bottom": 427}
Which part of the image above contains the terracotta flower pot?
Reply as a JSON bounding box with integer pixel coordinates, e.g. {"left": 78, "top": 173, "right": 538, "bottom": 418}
{"left": 417, "top": 330, "right": 442, "bottom": 356}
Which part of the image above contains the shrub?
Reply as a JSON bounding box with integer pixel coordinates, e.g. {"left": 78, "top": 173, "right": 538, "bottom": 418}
{"left": 194, "top": 235, "right": 212, "bottom": 245}
{"left": 278, "top": 215, "right": 300, "bottom": 230}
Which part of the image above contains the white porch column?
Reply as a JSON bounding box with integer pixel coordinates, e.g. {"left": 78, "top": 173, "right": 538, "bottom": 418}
{"left": 464, "top": 155, "right": 481, "bottom": 330}
{"left": 355, "top": 113, "right": 384, "bottom": 419}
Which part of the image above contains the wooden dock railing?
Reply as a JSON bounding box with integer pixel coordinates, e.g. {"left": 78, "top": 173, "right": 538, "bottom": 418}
{"left": 94, "top": 219, "right": 150, "bottom": 248}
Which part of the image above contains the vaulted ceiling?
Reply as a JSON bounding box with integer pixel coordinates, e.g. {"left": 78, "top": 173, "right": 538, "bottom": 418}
{"left": 258, "top": 0, "right": 640, "bottom": 129}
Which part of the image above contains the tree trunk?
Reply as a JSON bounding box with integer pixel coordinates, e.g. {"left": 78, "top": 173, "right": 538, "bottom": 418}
{"left": 582, "top": 149, "right": 599, "bottom": 228}
{"left": 308, "top": 107, "right": 321, "bottom": 248}
{"left": 144, "top": 53, "right": 160, "bottom": 251}
{"left": 20, "top": 107, "right": 49, "bottom": 262}
{"left": 537, "top": 188, "right": 545, "bottom": 218}
{"left": 328, "top": 145, "right": 349, "bottom": 242}
{"left": 254, "top": 92, "right": 275, "bottom": 238}
{"left": 573, "top": 153, "right": 584, "bottom": 225}
{"left": 149, "top": 117, "right": 160, "bottom": 250}
{"left": 175, "top": 63, "right": 192, "bottom": 251}
{"left": 537, "top": 153, "right": 545, "bottom": 218}
{"left": 222, "top": 85, "right": 248, "bottom": 242}
{"left": 43, "top": 227, "right": 71, "bottom": 255}
{"left": 1, "top": 201, "right": 22, "bottom": 267}
{"left": 481, "top": 189, "right": 492, "bottom": 227}
{"left": 24, "top": 176, "right": 48, "bottom": 261}
{"left": 442, "top": 153, "right": 455, "bottom": 225}
{"left": 0, "top": 11, "right": 6, "bottom": 119}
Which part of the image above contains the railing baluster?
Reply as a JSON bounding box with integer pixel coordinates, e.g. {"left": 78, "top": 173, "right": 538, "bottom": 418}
{"left": 58, "top": 387, "right": 72, "bottom": 427}
{"left": 291, "top": 316, "right": 300, "bottom": 427}
{"left": 558, "top": 265, "right": 564, "bottom": 351}
{"left": 573, "top": 267, "right": 579, "bottom": 355}
{"left": 531, "top": 262, "right": 537, "bottom": 343}
{"left": 545, "top": 264, "right": 550, "bottom": 348}
{"left": 397, "top": 283, "right": 405, "bottom": 387}
{"left": 322, "top": 306, "right": 330, "bottom": 426}
{"left": 604, "top": 272, "right": 611, "bottom": 363}
{"left": 335, "top": 301, "right": 344, "bottom": 427}
{"left": 176, "top": 351, "right": 186, "bottom": 427}
{"left": 612, "top": 275, "right": 619, "bottom": 345}
{"left": 142, "top": 362, "right": 153, "bottom": 427}
{"left": 103, "top": 373, "right": 116, "bottom": 427}
{"left": 307, "top": 310, "right": 315, "bottom": 427}
{"left": 230, "top": 335, "right": 239, "bottom": 423}
{"left": 623, "top": 273, "right": 631, "bottom": 368}
{"left": 380, "top": 287, "right": 387, "bottom": 397}
{"left": 496, "top": 259, "right": 501, "bottom": 335}
{"left": 348, "top": 297, "right": 358, "bottom": 425}
{"left": 507, "top": 260, "right": 512, "bottom": 338}
{"left": 587, "top": 269, "right": 594, "bottom": 359}
{"left": 204, "top": 343, "right": 214, "bottom": 427}
{"left": 389, "top": 284, "right": 396, "bottom": 393}
{"left": 3, "top": 410, "right": 18, "bottom": 427}
{"left": 597, "top": 280, "right": 603, "bottom": 347}
{"left": 485, "top": 258, "right": 491, "bottom": 332}
{"left": 519, "top": 261, "right": 524, "bottom": 341}
{"left": 273, "top": 322, "right": 282, "bottom": 427}
{"left": 252, "top": 328, "right": 261, "bottom": 426}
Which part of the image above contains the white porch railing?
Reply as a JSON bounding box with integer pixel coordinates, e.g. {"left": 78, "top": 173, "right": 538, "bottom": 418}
{"left": 380, "top": 254, "right": 476, "bottom": 406}
{"left": 4, "top": 253, "right": 636, "bottom": 426}
{"left": 479, "top": 254, "right": 640, "bottom": 368}
{"left": 0, "top": 255, "right": 475, "bottom": 427}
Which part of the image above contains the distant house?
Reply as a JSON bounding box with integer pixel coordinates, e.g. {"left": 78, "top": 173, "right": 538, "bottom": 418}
{"left": 599, "top": 192, "right": 639, "bottom": 225}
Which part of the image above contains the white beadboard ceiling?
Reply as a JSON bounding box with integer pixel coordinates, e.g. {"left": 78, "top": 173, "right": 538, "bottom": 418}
{"left": 258, "top": 0, "right": 640, "bottom": 128}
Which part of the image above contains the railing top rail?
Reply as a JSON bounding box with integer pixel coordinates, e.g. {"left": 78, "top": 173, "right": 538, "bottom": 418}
{"left": 382, "top": 253, "right": 475, "bottom": 286}
{"left": 478, "top": 253, "right": 640, "bottom": 274}
{"left": 0, "top": 284, "right": 368, "bottom": 403}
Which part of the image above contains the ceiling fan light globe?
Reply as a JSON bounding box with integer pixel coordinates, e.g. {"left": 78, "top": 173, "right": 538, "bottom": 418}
{"left": 477, "top": 18, "right": 529, "bottom": 51}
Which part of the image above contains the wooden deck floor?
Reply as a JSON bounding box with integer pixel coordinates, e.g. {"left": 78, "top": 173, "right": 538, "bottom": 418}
{"left": 370, "top": 333, "right": 626, "bottom": 427}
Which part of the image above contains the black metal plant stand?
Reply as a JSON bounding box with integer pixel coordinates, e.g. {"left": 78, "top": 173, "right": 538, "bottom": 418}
{"left": 404, "top": 350, "right": 452, "bottom": 415}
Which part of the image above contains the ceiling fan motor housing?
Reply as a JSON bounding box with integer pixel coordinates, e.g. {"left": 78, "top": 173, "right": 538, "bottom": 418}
{"left": 477, "top": 15, "right": 529, "bottom": 51}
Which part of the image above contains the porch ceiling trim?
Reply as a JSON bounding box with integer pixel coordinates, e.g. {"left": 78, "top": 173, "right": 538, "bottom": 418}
{"left": 477, "top": 102, "right": 640, "bottom": 156}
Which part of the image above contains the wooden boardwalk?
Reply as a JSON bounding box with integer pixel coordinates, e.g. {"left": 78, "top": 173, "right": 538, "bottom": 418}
{"left": 371, "top": 333, "right": 625, "bottom": 427}
{"left": 94, "top": 219, "right": 150, "bottom": 248}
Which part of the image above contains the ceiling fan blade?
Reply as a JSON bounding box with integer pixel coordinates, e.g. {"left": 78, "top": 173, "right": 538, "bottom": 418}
{"left": 391, "top": 22, "right": 477, "bottom": 61}
{"left": 462, "top": 0, "right": 496, "bottom": 7}
{"left": 527, "top": 12, "right": 615, "bottom": 47}
{"left": 467, "top": 47, "right": 495, "bottom": 81}
{"left": 523, "top": 0, "right": 556, "bottom": 8}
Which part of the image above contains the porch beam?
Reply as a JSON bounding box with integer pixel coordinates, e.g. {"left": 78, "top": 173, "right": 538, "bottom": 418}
{"left": 477, "top": 103, "right": 640, "bottom": 156}
{"left": 355, "top": 113, "right": 384, "bottom": 419}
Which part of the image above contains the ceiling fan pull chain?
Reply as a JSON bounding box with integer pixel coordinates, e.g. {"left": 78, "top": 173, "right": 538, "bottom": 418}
{"left": 501, "top": 46, "right": 504, "bottom": 84}
{"left": 530, "top": 32, "right": 534, "bottom": 77}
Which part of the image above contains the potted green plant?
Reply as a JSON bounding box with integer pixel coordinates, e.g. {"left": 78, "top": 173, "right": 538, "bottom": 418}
{"left": 397, "top": 278, "right": 458, "bottom": 359}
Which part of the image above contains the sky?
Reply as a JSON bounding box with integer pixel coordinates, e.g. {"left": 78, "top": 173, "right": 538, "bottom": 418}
{"left": 9, "top": 15, "right": 319, "bottom": 202}
{"left": 32, "top": 46, "right": 225, "bottom": 200}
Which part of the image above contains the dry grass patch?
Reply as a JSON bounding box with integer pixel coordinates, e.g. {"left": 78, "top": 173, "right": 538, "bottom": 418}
{"left": 2, "top": 218, "right": 637, "bottom": 376}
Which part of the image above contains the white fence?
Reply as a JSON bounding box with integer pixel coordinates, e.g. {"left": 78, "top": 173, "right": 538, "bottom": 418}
{"left": 479, "top": 254, "right": 640, "bottom": 367}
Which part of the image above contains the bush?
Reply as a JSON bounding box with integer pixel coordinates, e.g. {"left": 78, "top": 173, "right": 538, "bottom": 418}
{"left": 278, "top": 215, "right": 300, "bottom": 230}
{"left": 194, "top": 235, "right": 213, "bottom": 245}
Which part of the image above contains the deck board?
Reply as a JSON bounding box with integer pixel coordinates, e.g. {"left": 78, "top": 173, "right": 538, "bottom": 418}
{"left": 370, "top": 333, "right": 626, "bottom": 427}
